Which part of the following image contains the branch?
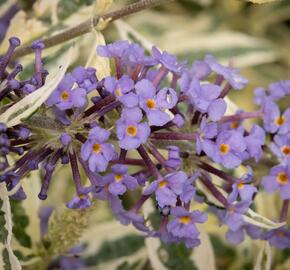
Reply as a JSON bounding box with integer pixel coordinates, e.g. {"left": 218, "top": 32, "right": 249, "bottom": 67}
{"left": 13, "top": 0, "right": 173, "bottom": 59}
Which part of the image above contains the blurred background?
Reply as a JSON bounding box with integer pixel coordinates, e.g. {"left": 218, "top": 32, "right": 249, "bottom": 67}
{"left": 1, "top": 0, "right": 290, "bottom": 269}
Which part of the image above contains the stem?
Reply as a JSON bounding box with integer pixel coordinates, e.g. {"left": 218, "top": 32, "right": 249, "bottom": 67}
{"left": 151, "top": 132, "right": 195, "bottom": 140}
{"left": 198, "top": 161, "right": 236, "bottom": 183}
{"left": 83, "top": 94, "right": 115, "bottom": 117}
{"left": 110, "top": 158, "right": 145, "bottom": 166}
{"left": 137, "top": 145, "right": 161, "bottom": 178}
{"left": 219, "top": 110, "right": 263, "bottom": 123}
{"left": 199, "top": 174, "right": 228, "bottom": 208}
{"left": 69, "top": 149, "right": 83, "bottom": 196}
{"left": 280, "top": 199, "right": 289, "bottom": 222}
{"left": 13, "top": 0, "right": 173, "bottom": 59}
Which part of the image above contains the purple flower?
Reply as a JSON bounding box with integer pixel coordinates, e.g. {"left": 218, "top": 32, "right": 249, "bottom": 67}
{"left": 222, "top": 201, "right": 250, "bottom": 232}
{"left": 226, "top": 224, "right": 262, "bottom": 245}
{"left": 71, "top": 66, "right": 98, "bottom": 92}
{"left": 164, "top": 146, "right": 182, "bottom": 169}
{"left": 262, "top": 164, "right": 290, "bottom": 199}
{"left": 97, "top": 41, "right": 130, "bottom": 58}
{"left": 270, "top": 134, "right": 290, "bottom": 164}
{"left": 204, "top": 54, "right": 248, "bottom": 90}
{"left": 229, "top": 167, "right": 257, "bottom": 202}
{"left": 143, "top": 171, "right": 187, "bottom": 207}
{"left": 180, "top": 173, "right": 199, "bottom": 204}
{"left": 104, "top": 75, "right": 137, "bottom": 107}
{"left": 103, "top": 164, "right": 138, "bottom": 196}
{"left": 207, "top": 130, "right": 246, "bottom": 168}
{"left": 60, "top": 133, "right": 71, "bottom": 146}
{"left": 151, "top": 46, "right": 186, "bottom": 75}
{"left": 263, "top": 228, "right": 290, "bottom": 249}
{"left": 196, "top": 117, "right": 217, "bottom": 155}
{"left": 66, "top": 194, "right": 91, "bottom": 209}
{"left": 263, "top": 101, "right": 290, "bottom": 134}
{"left": 81, "top": 125, "right": 115, "bottom": 172}
{"left": 167, "top": 207, "right": 207, "bottom": 239}
{"left": 268, "top": 80, "right": 290, "bottom": 100}
{"left": 254, "top": 87, "right": 269, "bottom": 105}
{"left": 135, "top": 79, "right": 177, "bottom": 126}
{"left": 182, "top": 77, "right": 226, "bottom": 121}
{"left": 116, "top": 107, "right": 150, "bottom": 150}
{"left": 244, "top": 124, "right": 265, "bottom": 162}
{"left": 46, "top": 73, "right": 87, "bottom": 110}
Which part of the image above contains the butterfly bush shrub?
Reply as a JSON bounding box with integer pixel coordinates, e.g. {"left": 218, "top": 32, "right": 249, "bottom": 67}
{"left": 1, "top": 36, "right": 290, "bottom": 251}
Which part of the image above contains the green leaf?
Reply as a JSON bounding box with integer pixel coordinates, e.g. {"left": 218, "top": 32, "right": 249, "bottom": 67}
{"left": 11, "top": 201, "right": 31, "bottom": 248}
{"left": 85, "top": 234, "right": 145, "bottom": 266}
{"left": 2, "top": 248, "right": 11, "bottom": 270}
{"left": 0, "top": 200, "right": 8, "bottom": 244}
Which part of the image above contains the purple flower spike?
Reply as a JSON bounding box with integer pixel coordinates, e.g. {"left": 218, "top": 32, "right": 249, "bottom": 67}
{"left": 136, "top": 79, "right": 177, "bottom": 126}
{"left": 207, "top": 130, "right": 246, "bottom": 168}
{"left": 262, "top": 164, "right": 290, "bottom": 200}
{"left": 46, "top": 73, "right": 87, "bottom": 110}
{"left": 81, "top": 125, "right": 115, "bottom": 172}
{"left": 143, "top": 171, "right": 188, "bottom": 207}
{"left": 104, "top": 75, "right": 137, "bottom": 107}
{"left": 66, "top": 194, "right": 91, "bottom": 209}
{"left": 263, "top": 101, "right": 290, "bottom": 134}
{"left": 270, "top": 134, "right": 290, "bottom": 164}
{"left": 204, "top": 54, "right": 248, "bottom": 90}
{"left": 196, "top": 117, "right": 217, "bottom": 155}
{"left": 104, "top": 164, "right": 138, "bottom": 196}
{"left": 167, "top": 207, "right": 207, "bottom": 239}
{"left": 116, "top": 107, "right": 150, "bottom": 150}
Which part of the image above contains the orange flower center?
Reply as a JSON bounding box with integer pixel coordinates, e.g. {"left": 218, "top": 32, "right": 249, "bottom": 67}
{"left": 126, "top": 125, "right": 137, "bottom": 137}
{"left": 231, "top": 121, "right": 239, "bottom": 129}
{"left": 92, "top": 143, "right": 101, "bottom": 154}
{"left": 61, "top": 90, "right": 70, "bottom": 101}
{"left": 158, "top": 180, "right": 168, "bottom": 188}
{"left": 281, "top": 146, "right": 290, "bottom": 156}
{"left": 114, "top": 174, "right": 123, "bottom": 182}
{"left": 276, "top": 231, "right": 285, "bottom": 237}
{"left": 275, "top": 116, "right": 286, "bottom": 126}
{"left": 79, "top": 194, "right": 86, "bottom": 199}
{"left": 146, "top": 99, "right": 156, "bottom": 109}
{"left": 219, "top": 143, "right": 230, "bottom": 155}
{"left": 237, "top": 182, "right": 244, "bottom": 190}
{"left": 199, "top": 132, "right": 204, "bottom": 142}
{"left": 276, "top": 172, "right": 288, "bottom": 185}
{"left": 115, "top": 88, "right": 122, "bottom": 97}
{"left": 179, "top": 216, "right": 191, "bottom": 224}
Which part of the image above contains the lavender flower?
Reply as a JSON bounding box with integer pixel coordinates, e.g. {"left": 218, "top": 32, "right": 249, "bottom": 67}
{"left": 136, "top": 79, "right": 177, "bottom": 126}
{"left": 143, "top": 171, "right": 187, "bottom": 207}
{"left": 270, "top": 134, "right": 290, "bottom": 164}
{"left": 262, "top": 164, "right": 290, "bottom": 199}
{"left": 81, "top": 125, "right": 115, "bottom": 172}
{"left": 103, "top": 164, "right": 138, "bottom": 196}
{"left": 207, "top": 130, "right": 246, "bottom": 168}
{"left": 116, "top": 107, "right": 150, "bottom": 150}
{"left": 66, "top": 194, "right": 91, "bottom": 209}
{"left": 263, "top": 228, "right": 290, "bottom": 249}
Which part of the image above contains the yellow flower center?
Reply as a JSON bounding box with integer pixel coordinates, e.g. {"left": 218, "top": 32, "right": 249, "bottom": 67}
{"left": 126, "top": 125, "right": 137, "bottom": 137}
{"left": 92, "top": 143, "right": 101, "bottom": 154}
{"left": 276, "top": 231, "right": 285, "bottom": 237}
{"left": 158, "top": 180, "right": 168, "bottom": 188}
{"left": 61, "top": 90, "right": 70, "bottom": 101}
{"left": 275, "top": 116, "right": 286, "bottom": 126}
{"left": 277, "top": 172, "right": 288, "bottom": 185}
{"left": 179, "top": 216, "right": 191, "bottom": 224}
{"left": 146, "top": 99, "right": 156, "bottom": 109}
{"left": 219, "top": 143, "right": 230, "bottom": 155}
{"left": 79, "top": 194, "right": 86, "bottom": 199}
{"left": 281, "top": 146, "right": 290, "bottom": 156}
{"left": 237, "top": 182, "right": 244, "bottom": 190}
{"left": 231, "top": 121, "right": 239, "bottom": 129}
{"left": 199, "top": 132, "right": 204, "bottom": 142}
{"left": 115, "top": 88, "right": 122, "bottom": 97}
{"left": 114, "top": 174, "right": 123, "bottom": 182}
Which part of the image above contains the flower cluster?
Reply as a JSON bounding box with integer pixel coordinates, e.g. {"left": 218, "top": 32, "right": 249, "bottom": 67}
{"left": 1, "top": 38, "right": 290, "bottom": 249}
